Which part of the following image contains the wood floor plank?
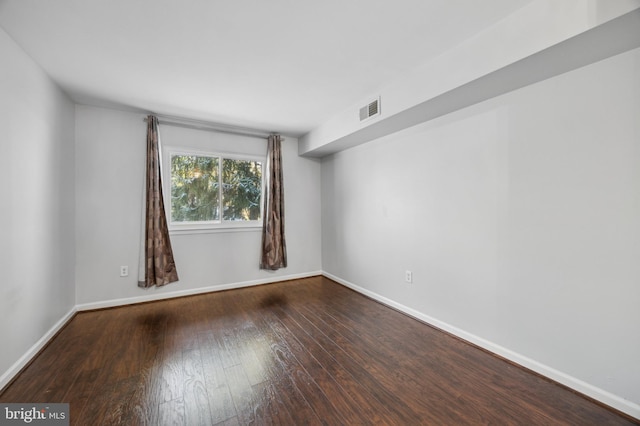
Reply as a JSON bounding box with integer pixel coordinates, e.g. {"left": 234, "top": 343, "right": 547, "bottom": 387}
{"left": 313, "top": 285, "right": 602, "bottom": 424}
{"left": 157, "top": 397, "right": 185, "bottom": 426}
{"left": 197, "top": 333, "right": 237, "bottom": 424}
{"left": 156, "top": 349, "right": 185, "bottom": 405}
{"left": 224, "top": 363, "right": 259, "bottom": 425}
{"left": 237, "top": 288, "right": 373, "bottom": 423}
{"left": 220, "top": 285, "right": 326, "bottom": 426}
{"left": 219, "top": 416, "right": 240, "bottom": 426}
{"left": 263, "top": 309, "right": 377, "bottom": 425}
{"left": 295, "top": 299, "right": 532, "bottom": 423}
{"left": 322, "top": 295, "right": 538, "bottom": 400}
{"left": 63, "top": 368, "right": 101, "bottom": 423}
{"left": 267, "top": 335, "right": 345, "bottom": 425}
{"left": 1, "top": 276, "right": 637, "bottom": 425}
{"left": 182, "top": 348, "right": 214, "bottom": 426}
{"left": 248, "top": 381, "right": 291, "bottom": 425}
{"left": 282, "top": 295, "right": 455, "bottom": 424}
{"left": 317, "top": 281, "right": 629, "bottom": 425}
{"left": 267, "top": 301, "right": 415, "bottom": 424}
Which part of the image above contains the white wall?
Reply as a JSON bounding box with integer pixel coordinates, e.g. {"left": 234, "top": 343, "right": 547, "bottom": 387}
{"left": 321, "top": 47, "right": 640, "bottom": 412}
{"left": 75, "top": 105, "right": 322, "bottom": 306}
{"left": 0, "top": 28, "right": 75, "bottom": 381}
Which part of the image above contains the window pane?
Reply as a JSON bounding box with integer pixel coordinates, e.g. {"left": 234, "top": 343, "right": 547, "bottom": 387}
{"left": 222, "top": 158, "right": 262, "bottom": 221}
{"left": 170, "top": 155, "right": 220, "bottom": 222}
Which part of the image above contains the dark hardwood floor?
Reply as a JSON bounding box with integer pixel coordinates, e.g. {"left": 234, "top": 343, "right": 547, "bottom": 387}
{"left": 1, "top": 276, "right": 637, "bottom": 425}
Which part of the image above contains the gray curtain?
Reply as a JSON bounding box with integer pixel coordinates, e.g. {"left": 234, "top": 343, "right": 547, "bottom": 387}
{"left": 139, "top": 115, "right": 179, "bottom": 288}
{"left": 260, "top": 134, "right": 287, "bottom": 270}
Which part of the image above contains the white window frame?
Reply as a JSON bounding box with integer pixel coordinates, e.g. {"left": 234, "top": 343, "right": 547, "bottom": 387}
{"left": 163, "top": 146, "right": 265, "bottom": 234}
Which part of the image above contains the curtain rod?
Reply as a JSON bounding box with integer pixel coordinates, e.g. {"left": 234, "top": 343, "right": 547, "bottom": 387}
{"left": 143, "top": 115, "right": 281, "bottom": 140}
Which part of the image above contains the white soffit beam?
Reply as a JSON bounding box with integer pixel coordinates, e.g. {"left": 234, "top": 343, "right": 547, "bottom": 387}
{"left": 299, "top": 3, "right": 640, "bottom": 157}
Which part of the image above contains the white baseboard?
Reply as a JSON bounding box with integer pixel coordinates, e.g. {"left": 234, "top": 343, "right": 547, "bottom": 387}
{"left": 75, "top": 271, "right": 323, "bottom": 311}
{"left": 0, "top": 307, "right": 77, "bottom": 391}
{"left": 322, "top": 271, "right": 640, "bottom": 421}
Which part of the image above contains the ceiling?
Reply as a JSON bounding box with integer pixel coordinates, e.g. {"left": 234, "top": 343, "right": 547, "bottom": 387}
{"left": 0, "top": 0, "right": 534, "bottom": 136}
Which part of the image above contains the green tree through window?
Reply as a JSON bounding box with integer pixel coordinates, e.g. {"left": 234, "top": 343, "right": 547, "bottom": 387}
{"left": 223, "top": 158, "right": 262, "bottom": 221}
{"left": 170, "top": 153, "right": 262, "bottom": 224}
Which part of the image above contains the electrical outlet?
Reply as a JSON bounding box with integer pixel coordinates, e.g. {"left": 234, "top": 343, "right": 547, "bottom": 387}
{"left": 120, "top": 266, "right": 129, "bottom": 277}
{"left": 405, "top": 270, "right": 412, "bottom": 283}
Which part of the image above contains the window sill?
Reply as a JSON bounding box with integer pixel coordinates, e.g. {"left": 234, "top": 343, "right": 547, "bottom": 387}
{"left": 169, "top": 224, "right": 262, "bottom": 235}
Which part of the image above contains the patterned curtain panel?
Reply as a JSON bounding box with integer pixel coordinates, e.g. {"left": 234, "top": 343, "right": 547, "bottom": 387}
{"left": 260, "top": 134, "right": 287, "bottom": 270}
{"left": 138, "top": 115, "right": 179, "bottom": 288}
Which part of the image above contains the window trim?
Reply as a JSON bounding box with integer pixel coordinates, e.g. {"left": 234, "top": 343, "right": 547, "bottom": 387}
{"left": 163, "top": 146, "right": 265, "bottom": 233}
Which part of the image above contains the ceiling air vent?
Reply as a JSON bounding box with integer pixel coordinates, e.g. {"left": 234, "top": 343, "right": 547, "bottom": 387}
{"left": 359, "top": 97, "right": 381, "bottom": 122}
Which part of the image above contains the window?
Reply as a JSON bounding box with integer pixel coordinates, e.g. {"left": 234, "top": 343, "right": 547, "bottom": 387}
{"left": 165, "top": 147, "right": 264, "bottom": 231}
